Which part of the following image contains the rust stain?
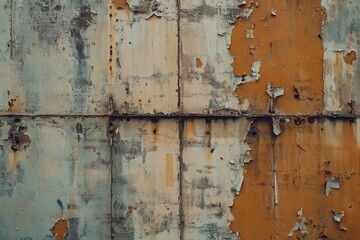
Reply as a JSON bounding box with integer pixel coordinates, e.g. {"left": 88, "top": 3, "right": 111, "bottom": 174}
{"left": 205, "top": 121, "right": 212, "bottom": 166}
{"left": 112, "top": 0, "right": 130, "bottom": 10}
{"left": 335, "top": 52, "right": 344, "bottom": 107}
{"left": 151, "top": 121, "right": 159, "bottom": 142}
{"left": 51, "top": 219, "right": 69, "bottom": 240}
{"left": 195, "top": 58, "right": 202, "bottom": 68}
{"left": 11, "top": 151, "right": 19, "bottom": 173}
{"left": 184, "top": 120, "right": 195, "bottom": 139}
{"left": 230, "top": 0, "right": 326, "bottom": 113}
{"left": 128, "top": 205, "right": 134, "bottom": 213}
{"left": 108, "top": 5, "right": 115, "bottom": 106}
{"left": 8, "top": 96, "right": 22, "bottom": 113}
{"left": 344, "top": 50, "right": 357, "bottom": 65}
{"left": 230, "top": 120, "right": 275, "bottom": 239}
{"left": 165, "top": 154, "right": 174, "bottom": 187}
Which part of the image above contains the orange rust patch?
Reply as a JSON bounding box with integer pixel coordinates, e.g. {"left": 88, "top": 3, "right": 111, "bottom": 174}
{"left": 112, "top": 0, "right": 130, "bottom": 10}
{"left": 184, "top": 120, "right": 196, "bottom": 138}
{"left": 165, "top": 154, "right": 174, "bottom": 187}
{"left": 230, "top": 1, "right": 326, "bottom": 114}
{"left": 8, "top": 97, "right": 22, "bottom": 113}
{"left": 12, "top": 151, "right": 19, "bottom": 170}
{"left": 230, "top": 120, "right": 275, "bottom": 238}
{"left": 195, "top": 58, "right": 203, "bottom": 68}
{"left": 51, "top": 219, "right": 69, "bottom": 240}
{"left": 344, "top": 50, "right": 357, "bottom": 65}
{"left": 128, "top": 205, "right": 134, "bottom": 213}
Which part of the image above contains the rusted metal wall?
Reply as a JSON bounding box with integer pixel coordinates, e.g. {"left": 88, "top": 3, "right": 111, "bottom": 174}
{"left": 0, "top": 0, "right": 359, "bottom": 239}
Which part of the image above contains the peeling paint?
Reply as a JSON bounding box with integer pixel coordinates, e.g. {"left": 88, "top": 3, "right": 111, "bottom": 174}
{"left": 325, "top": 175, "right": 340, "bottom": 196}
{"left": 182, "top": 118, "right": 252, "bottom": 239}
{"left": 323, "top": 0, "right": 360, "bottom": 113}
{"left": 288, "top": 208, "right": 308, "bottom": 236}
{"left": 1, "top": 0, "right": 360, "bottom": 239}
{"left": 332, "top": 210, "right": 344, "bottom": 223}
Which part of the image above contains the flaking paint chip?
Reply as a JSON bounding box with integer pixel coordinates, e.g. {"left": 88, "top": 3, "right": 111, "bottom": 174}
{"left": 332, "top": 210, "right": 344, "bottom": 223}
{"left": 288, "top": 208, "right": 308, "bottom": 236}
{"left": 231, "top": 174, "right": 244, "bottom": 195}
{"left": 325, "top": 176, "right": 340, "bottom": 196}
{"left": 266, "top": 83, "right": 284, "bottom": 99}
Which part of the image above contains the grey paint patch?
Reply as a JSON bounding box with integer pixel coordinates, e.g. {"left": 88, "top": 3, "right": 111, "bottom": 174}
{"left": 112, "top": 0, "right": 178, "bottom": 114}
{"left": 332, "top": 210, "right": 344, "bottom": 223}
{"left": 325, "top": 175, "right": 340, "bottom": 196}
{"left": 0, "top": 117, "right": 111, "bottom": 240}
{"left": 0, "top": 0, "right": 109, "bottom": 114}
{"left": 112, "top": 120, "right": 180, "bottom": 239}
{"left": 182, "top": 119, "right": 252, "bottom": 239}
{"left": 181, "top": 1, "right": 258, "bottom": 114}
{"left": 322, "top": 0, "right": 360, "bottom": 113}
{"left": 288, "top": 208, "right": 308, "bottom": 237}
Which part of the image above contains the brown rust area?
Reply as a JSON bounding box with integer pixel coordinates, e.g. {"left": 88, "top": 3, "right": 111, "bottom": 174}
{"left": 195, "top": 58, "right": 202, "bottom": 68}
{"left": 230, "top": 1, "right": 325, "bottom": 114}
{"left": 165, "top": 154, "right": 174, "bottom": 187}
{"left": 344, "top": 50, "right": 357, "bottom": 65}
{"left": 51, "top": 219, "right": 69, "bottom": 240}
{"left": 112, "top": 0, "right": 130, "bottom": 10}
{"left": 230, "top": 120, "right": 275, "bottom": 239}
{"left": 274, "top": 120, "right": 360, "bottom": 238}
{"left": 128, "top": 205, "right": 134, "bottom": 213}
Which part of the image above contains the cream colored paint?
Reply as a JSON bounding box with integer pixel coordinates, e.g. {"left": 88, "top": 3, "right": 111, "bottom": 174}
{"left": 112, "top": 1, "right": 178, "bottom": 114}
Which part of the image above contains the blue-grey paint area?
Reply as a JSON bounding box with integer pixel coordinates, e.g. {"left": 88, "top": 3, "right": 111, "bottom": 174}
{"left": 0, "top": 0, "right": 109, "bottom": 115}
{"left": 0, "top": 117, "right": 111, "bottom": 239}
{"left": 111, "top": 119, "right": 181, "bottom": 239}
{"left": 182, "top": 119, "right": 251, "bottom": 240}
{"left": 322, "top": 0, "right": 360, "bottom": 113}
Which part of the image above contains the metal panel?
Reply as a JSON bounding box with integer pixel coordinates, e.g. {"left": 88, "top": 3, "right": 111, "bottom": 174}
{"left": 182, "top": 118, "right": 252, "bottom": 239}
{"left": 274, "top": 119, "right": 360, "bottom": 239}
{"left": 1, "top": 0, "right": 360, "bottom": 239}
{"left": 0, "top": 117, "right": 111, "bottom": 239}
{"left": 322, "top": 0, "right": 360, "bottom": 113}
{"left": 0, "top": 0, "right": 109, "bottom": 114}
{"left": 111, "top": 119, "right": 180, "bottom": 239}
{"left": 180, "top": 1, "right": 250, "bottom": 114}
{"left": 111, "top": 1, "right": 179, "bottom": 114}
{"left": 230, "top": 1, "right": 325, "bottom": 114}
{"left": 230, "top": 120, "right": 275, "bottom": 239}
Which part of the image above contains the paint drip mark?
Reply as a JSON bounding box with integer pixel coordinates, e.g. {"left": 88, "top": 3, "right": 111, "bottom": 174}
{"left": 51, "top": 219, "right": 69, "bottom": 240}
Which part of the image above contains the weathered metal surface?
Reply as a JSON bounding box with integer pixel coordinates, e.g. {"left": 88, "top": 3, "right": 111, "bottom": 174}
{"left": 182, "top": 119, "right": 252, "bottom": 239}
{"left": 111, "top": 119, "right": 180, "bottom": 239}
{"left": 230, "top": 1, "right": 325, "bottom": 114}
{"left": 0, "top": 0, "right": 109, "bottom": 114}
{"left": 111, "top": 0, "right": 179, "bottom": 114}
{"left": 230, "top": 120, "right": 275, "bottom": 239}
{"left": 180, "top": 1, "right": 250, "bottom": 114}
{"left": 1, "top": 0, "right": 360, "bottom": 239}
{"left": 322, "top": 0, "right": 359, "bottom": 114}
{"left": 0, "top": 117, "right": 111, "bottom": 239}
{"left": 274, "top": 119, "right": 360, "bottom": 239}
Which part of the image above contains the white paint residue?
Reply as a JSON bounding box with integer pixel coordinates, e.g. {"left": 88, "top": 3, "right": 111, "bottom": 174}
{"left": 288, "top": 208, "right": 308, "bottom": 236}
{"left": 325, "top": 176, "right": 340, "bottom": 196}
